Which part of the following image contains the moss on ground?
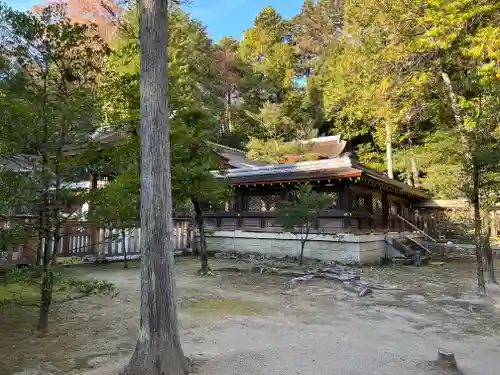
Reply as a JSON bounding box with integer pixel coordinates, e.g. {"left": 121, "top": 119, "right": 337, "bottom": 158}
{"left": 183, "top": 297, "right": 274, "bottom": 317}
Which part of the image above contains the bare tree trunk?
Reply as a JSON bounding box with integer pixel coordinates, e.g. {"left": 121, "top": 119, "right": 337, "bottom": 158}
{"left": 299, "top": 229, "right": 309, "bottom": 266}
{"left": 38, "top": 271, "right": 53, "bottom": 333}
{"left": 192, "top": 199, "right": 210, "bottom": 275}
{"left": 411, "top": 158, "right": 419, "bottom": 188}
{"left": 472, "top": 166, "right": 486, "bottom": 295}
{"left": 37, "top": 192, "right": 52, "bottom": 333}
{"left": 121, "top": 228, "right": 128, "bottom": 269}
{"left": 440, "top": 71, "right": 464, "bottom": 129}
{"left": 385, "top": 123, "right": 393, "bottom": 179}
{"left": 122, "top": 0, "right": 187, "bottom": 374}
{"left": 36, "top": 211, "right": 44, "bottom": 266}
{"left": 38, "top": 236, "right": 54, "bottom": 333}
{"left": 483, "top": 212, "right": 497, "bottom": 284}
{"left": 223, "top": 87, "right": 232, "bottom": 134}
{"left": 89, "top": 173, "right": 100, "bottom": 258}
{"left": 38, "top": 220, "right": 62, "bottom": 333}
{"left": 440, "top": 68, "right": 486, "bottom": 294}
{"left": 6, "top": 245, "right": 13, "bottom": 266}
{"left": 299, "top": 240, "right": 305, "bottom": 266}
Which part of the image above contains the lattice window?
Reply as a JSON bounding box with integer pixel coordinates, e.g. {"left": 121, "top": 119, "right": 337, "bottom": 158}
{"left": 325, "top": 192, "right": 338, "bottom": 210}
{"left": 247, "top": 196, "right": 264, "bottom": 211}
{"left": 267, "top": 195, "right": 282, "bottom": 211}
{"left": 352, "top": 192, "right": 365, "bottom": 212}
{"left": 247, "top": 195, "right": 282, "bottom": 212}
{"left": 373, "top": 197, "right": 383, "bottom": 214}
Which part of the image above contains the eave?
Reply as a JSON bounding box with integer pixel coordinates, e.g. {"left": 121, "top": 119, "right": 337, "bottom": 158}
{"left": 214, "top": 156, "right": 431, "bottom": 200}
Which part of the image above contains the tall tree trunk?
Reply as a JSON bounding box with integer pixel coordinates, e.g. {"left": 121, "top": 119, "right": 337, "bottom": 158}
{"left": 36, "top": 211, "right": 44, "bottom": 265}
{"left": 38, "top": 236, "right": 54, "bottom": 333}
{"left": 192, "top": 199, "right": 209, "bottom": 275}
{"left": 123, "top": 1, "right": 187, "bottom": 374}
{"left": 440, "top": 70, "right": 464, "bottom": 131}
{"left": 121, "top": 228, "right": 128, "bottom": 269}
{"left": 38, "top": 269, "right": 53, "bottom": 333}
{"left": 440, "top": 68, "right": 486, "bottom": 294}
{"left": 224, "top": 87, "right": 232, "bottom": 134}
{"left": 406, "top": 125, "right": 419, "bottom": 187}
{"left": 411, "top": 158, "right": 419, "bottom": 188}
{"left": 483, "top": 211, "right": 497, "bottom": 284}
{"left": 472, "top": 166, "right": 486, "bottom": 295}
{"left": 89, "top": 173, "right": 99, "bottom": 259}
{"left": 385, "top": 123, "right": 393, "bottom": 179}
{"left": 37, "top": 63, "right": 53, "bottom": 333}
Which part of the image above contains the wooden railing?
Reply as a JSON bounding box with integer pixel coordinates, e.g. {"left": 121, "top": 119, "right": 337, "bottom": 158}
{"left": 0, "top": 218, "right": 193, "bottom": 265}
{"left": 60, "top": 218, "right": 193, "bottom": 257}
{"left": 395, "top": 214, "right": 437, "bottom": 243}
{"left": 203, "top": 210, "right": 387, "bottom": 234}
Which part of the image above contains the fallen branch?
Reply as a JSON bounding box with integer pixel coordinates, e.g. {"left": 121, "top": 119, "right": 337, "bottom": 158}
{"left": 342, "top": 282, "right": 373, "bottom": 297}
{"left": 215, "top": 262, "right": 397, "bottom": 298}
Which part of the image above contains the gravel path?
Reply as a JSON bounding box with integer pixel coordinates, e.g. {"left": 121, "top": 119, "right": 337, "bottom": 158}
{"left": 5, "top": 259, "right": 500, "bottom": 375}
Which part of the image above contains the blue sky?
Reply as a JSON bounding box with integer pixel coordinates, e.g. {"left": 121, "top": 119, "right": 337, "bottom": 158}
{"left": 5, "top": 0, "right": 303, "bottom": 41}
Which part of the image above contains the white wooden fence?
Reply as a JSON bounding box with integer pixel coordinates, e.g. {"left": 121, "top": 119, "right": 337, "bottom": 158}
{"left": 0, "top": 218, "right": 193, "bottom": 264}
{"left": 62, "top": 218, "right": 193, "bottom": 257}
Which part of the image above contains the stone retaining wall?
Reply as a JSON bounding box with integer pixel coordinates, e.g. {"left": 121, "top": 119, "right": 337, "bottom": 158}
{"left": 206, "top": 231, "right": 388, "bottom": 264}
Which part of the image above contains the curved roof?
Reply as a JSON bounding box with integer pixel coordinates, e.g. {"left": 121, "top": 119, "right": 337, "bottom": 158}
{"left": 214, "top": 156, "right": 430, "bottom": 199}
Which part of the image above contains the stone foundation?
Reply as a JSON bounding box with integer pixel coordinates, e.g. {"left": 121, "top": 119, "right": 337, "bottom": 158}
{"left": 206, "top": 230, "right": 388, "bottom": 264}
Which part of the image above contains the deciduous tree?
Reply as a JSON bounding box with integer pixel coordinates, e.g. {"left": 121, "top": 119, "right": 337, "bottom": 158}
{"left": 275, "top": 183, "right": 332, "bottom": 265}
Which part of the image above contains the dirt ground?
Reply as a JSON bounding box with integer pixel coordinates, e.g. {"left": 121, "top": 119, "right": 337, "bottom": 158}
{"left": 2, "top": 257, "right": 500, "bottom": 375}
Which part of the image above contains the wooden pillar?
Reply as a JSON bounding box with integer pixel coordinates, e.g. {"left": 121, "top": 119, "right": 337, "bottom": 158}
{"left": 98, "top": 227, "right": 106, "bottom": 259}
{"left": 382, "top": 192, "right": 389, "bottom": 232}
{"left": 491, "top": 210, "right": 497, "bottom": 239}
{"left": 234, "top": 188, "right": 243, "bottom": 229}
{"left": 88, "top": 173, "right": 100, "bottom": 258}
{"left": 340, "top": 183, "right": 352, "bottom": 232}
{"left": 366, "top": 193, "right": 373, "bottom": 232}
{"left": 61, "top": 223, "right": 71, "bottom": 257}
{"left": 432, "top": 209, "right": 438, "bottom": 237}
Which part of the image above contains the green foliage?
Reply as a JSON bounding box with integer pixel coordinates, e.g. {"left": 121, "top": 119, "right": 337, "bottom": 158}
{"left": 103, "top": 8, "right": 224, "bottom": 126}
{"left": 275, "top": 183, "right": 332, "bottom": 235}
{"left": 171, "top": 110, "right": 231, "bottom": 208}
{"left": 0, "top": 1, "right": 108, "bottom": 228}
{"left": 275, "top": 183, "right": 332, "bottom": 265}
{"left": 88, "top": 168, "right": 139, "bottom": 229}
{"left": 1, "top": 266, "right": 114, "bottom": 306}
{"left": 98, "top": 8, "right": 231, "bottom": 216}
{"left": 0, "top": 2, "right": 114, "bottom": 330}
{"left": 239, "top": 6, "right": 295, "bottom": 92}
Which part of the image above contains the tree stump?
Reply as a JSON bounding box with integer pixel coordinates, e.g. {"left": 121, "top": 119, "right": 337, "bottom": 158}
{"left": 436, "top": 350, "right": 458, "bottom": 371}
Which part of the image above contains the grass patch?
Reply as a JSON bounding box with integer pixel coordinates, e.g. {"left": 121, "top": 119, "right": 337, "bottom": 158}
{"left": 0, "top": 266, "right": 114, "bottom": 307}
{"left": 183, "top": 297, "right": 273, "bottom": 317}
{"left": 0, "top": 281, "right": 40, "bottom": 305}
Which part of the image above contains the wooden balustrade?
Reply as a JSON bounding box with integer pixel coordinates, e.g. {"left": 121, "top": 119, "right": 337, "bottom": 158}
{"left": 0, "top": 218, "right": 193, "bottom": 265}
{"left": 203, "top": 209, "right": 388, "bottom": 234}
